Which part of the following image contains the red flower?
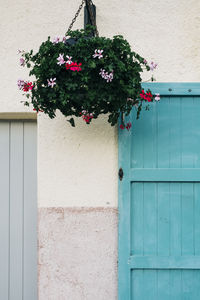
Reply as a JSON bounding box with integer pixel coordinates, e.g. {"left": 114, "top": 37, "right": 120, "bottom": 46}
{"left": 33, "top": 108, "right": 43, "bottom": 113}
{"left": 126, "top": 122, "right": 132, "bottom": 131}
{"left": 139, "top": 89, "right": 153, "bottom": 102}
{"left": 66, "top": 62, "right": 82, "bottom": 72}
{"left": 120, "top": 124, "right": 125, "bottom": 130}
{"left": 23, "top": 82, "right": 33, "bottom": 92}
{"left": 80, "top": 111, "right": 93, "bottom": 124}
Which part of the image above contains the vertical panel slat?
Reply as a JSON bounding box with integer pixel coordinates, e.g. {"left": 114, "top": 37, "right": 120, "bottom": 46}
{"left": 131, "top": 270, "right": 144, "bottom": 300}
{"left": 142, "top": 103, "right": 157, "bottom": 168}
{"left": 169, "top": 270, "right": 182, "bottom": 300}
{"left": 157, "top": 98, "right": 170, "bottom": 168}
{"left": 169, "top": 97, "right": 181, "bottom": 168}
{"left": 9, "top": 122, "right": 24, "bottom": 300}
{"left": 131, "top": 109, "right": 144, "bottom": 168}
{"left": 181, "top": 183, "right": 194, "bottom": 255}
{"left": 143, "top": 183, "right": 157, "bottom": 255}
{"left": 193, "top": 97, "right": 200, "bottom": 168}
{"left": 181, "top": 97, "right": 195, "bottom": 168}
{"left": 170, "top": 183, "right": 181, "bottom": 256}
{"left": 143, "top": 270, "right": 156, "bottom": 300}
{"left": 157, "top": 183, "right": 170, "bottom": 255}
{"left": 194, "top": 183, "right": 200, "bottom": 255}
{"left": 0, "top": 122, "right": 10, "bottom": 300}
{"left": 157, "top": 270, "right": 170, "bottom": 300}
{"left": 131, "top": 183, "right": 144, "bottom": 255}
{"left": 23, "top": 122, "right": 37, "bottom": 300}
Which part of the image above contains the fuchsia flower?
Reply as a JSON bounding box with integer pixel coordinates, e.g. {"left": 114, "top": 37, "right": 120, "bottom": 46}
{"left": 47, "top": 78, "right": 56, "bottom": 88}
{"left": 57, "top": 54, "right": 65, "bottom": 66}
{"left": 19, "top": 57, "right": 25, "bottom": 66}
{"left": 93, "top": 49, "right": 103, "bottom": 59}
{"left": 155, "top": 93, "right": 160, "bottom": 101}
{"left": 66, "top": 62, "right": 82, "bottom": 72}
{"left": 120, "top": 124, "right": 125, "bottom": 130}
{"left": 149, "top": 61, "right": 157, "bottom": 71}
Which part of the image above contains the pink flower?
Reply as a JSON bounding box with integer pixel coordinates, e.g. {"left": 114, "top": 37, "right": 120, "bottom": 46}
{"left": 47, "top": 78, "right": 56, "bottom": 88}
{"left": 143, "top": 59, "right": 147, "bottom": 64}
{"left": 17, "top": 79, "right": 25, "bottom": 89}
{"left": 154, "top": 93, "right": 160, "bottom": 101}
{"left": 99, "top": 69, "right": 114, "bottom": 82}
{"left": 120, "top": 124, "right": 125, "bottom": 130}
{"left": 150, "top": 61, "right": 157, "bottom": 71}
{"left": 57, "top": 54, "right": 65, "bottom": 66}
{"left": 62, "top": 37, "right": 66, "bottom": 43}
{"left": 93, "top": 49, "right": 103, "bottom": 59}
{"left": 53, "top": 37, "right": 60, "bottom": 44}
{"left": 19, "top": 57, "right": 25, "bottom": 66}
{"left": 17, "top": 49, "right": 25, "bottom": 55}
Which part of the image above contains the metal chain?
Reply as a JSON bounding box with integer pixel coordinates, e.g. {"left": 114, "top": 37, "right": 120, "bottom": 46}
{"left": 66, "top": 0, "right": 99, "bottom": 37}
{"left": 66, "top": 0, "right": 86, "bottom": 36}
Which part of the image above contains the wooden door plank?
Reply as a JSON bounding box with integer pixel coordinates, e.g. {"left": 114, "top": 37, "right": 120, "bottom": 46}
{"left": 23, "top": 122, "right": 37, "bottom": 300}
{"left": 9, "top": 122, "right": 24, "bottom": 300}
{"left": 0, "top": 122, "right": 10, "bottom": 300}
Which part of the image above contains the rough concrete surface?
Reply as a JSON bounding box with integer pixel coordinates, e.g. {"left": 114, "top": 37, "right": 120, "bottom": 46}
{"left": 38, "top": 207, "right": 118, "bottom": 300}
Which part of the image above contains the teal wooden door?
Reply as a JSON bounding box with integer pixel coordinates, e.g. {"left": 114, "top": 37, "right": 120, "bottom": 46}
{"left": 118, "top": 83, "right": 200, "bottom": 300}
{"left": 0, "top": 121, "right": 37, "bottom": 300}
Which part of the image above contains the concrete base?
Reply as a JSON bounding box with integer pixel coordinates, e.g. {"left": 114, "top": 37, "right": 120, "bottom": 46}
{"left": 38, "top": 207, "right": 118, "bottom": 300}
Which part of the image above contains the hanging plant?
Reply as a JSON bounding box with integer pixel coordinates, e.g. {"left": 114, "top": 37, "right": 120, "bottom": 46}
{"left": 18, "top": 8, "right": 160, "bottom": 129}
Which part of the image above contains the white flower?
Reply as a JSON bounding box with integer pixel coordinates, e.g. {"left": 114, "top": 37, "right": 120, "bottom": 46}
{"left": 53, "top": 37, "right": 60, "bottom": 44}
{"left": 150, "top": 61, "right": 158, "bottom": 71}
{"left": 66, "top": 55, "right": 72, "bottom": 64}
{"left": 47, "top": 78, "right": 56, "bottom": 88}
{"left": 154, "top": 93, "right": 160, "bottom": 101}
{"left": 93, "top": 49, "right": 103, "bottom": 59}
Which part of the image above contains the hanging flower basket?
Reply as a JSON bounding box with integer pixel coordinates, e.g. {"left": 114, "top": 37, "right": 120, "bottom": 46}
{"left": 18, "top": 26, "right": 160, "bottom": 128}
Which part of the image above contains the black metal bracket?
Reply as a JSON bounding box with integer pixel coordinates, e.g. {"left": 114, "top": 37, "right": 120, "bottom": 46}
{"left": 84, "top": 1, "right": 96, "bottom": 30}
{"left": 118, "top": 168, "right": 124, "bottom": 181}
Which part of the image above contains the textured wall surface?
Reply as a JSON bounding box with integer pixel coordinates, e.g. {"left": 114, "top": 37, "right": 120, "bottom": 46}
{"left": 39, "top": 208, "right": 118, "bottom": 300}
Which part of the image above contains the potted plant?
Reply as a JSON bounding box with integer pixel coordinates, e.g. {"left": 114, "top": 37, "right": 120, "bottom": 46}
{"left": 18, "top": 26, "right": 160, "bottom": 129}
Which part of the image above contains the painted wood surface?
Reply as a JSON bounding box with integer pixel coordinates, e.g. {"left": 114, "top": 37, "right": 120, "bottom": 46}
{"left": 118, "top": 83, "right": 200, "bottom": 300}
{"left": 0, "top": 121, "right": 37, "bottom": 300}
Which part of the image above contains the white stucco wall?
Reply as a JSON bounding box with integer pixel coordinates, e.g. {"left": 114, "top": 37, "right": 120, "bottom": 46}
{"left": 1, "top": 0, "right": 200, "bottom": 207}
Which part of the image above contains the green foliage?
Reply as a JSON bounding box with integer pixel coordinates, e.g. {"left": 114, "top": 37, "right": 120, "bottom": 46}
{"left": 20, "top": 26, "right": 154, "bottom": 126}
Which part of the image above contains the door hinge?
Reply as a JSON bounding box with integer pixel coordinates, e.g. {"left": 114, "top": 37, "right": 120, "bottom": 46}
{"left": 118, "top": 168, "right": 124, "bottom": 181}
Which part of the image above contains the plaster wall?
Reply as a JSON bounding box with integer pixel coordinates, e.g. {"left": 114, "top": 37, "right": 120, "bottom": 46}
{"left": 1, "top": 0, "right": 200, "bottom": 207}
